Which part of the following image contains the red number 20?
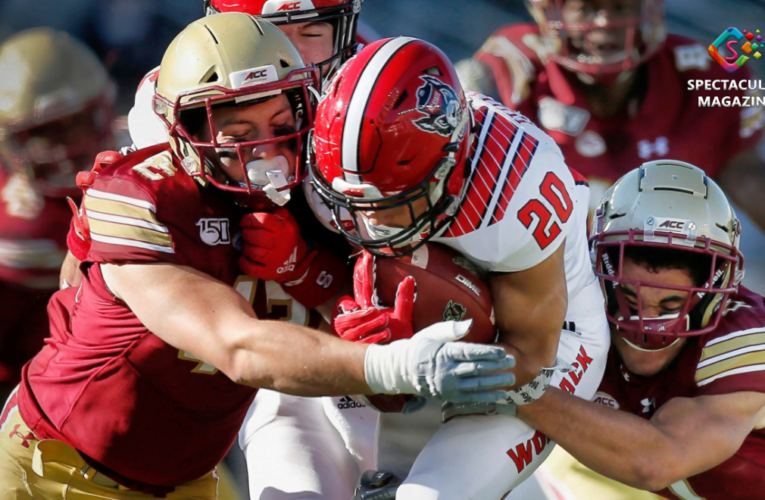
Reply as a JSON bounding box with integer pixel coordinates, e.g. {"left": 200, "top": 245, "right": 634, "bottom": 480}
{"left": 517, "top": 172, "right": 573, "bottom": 250}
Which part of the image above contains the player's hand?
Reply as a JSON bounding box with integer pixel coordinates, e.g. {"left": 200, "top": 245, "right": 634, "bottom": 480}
{"left": 239, "top": 208, "right": 314, "bottom": 283}
{"left": 66, "top": 150, "right": 122, "bottom": 261}
{"left": 363, "top": 319, "right": 516, "bottom": 403}
{"left": 440, "top": 361, "right": 570, "bottom": 421}
{"left": 332, "top": 251, "right": 415, "bottom": 344}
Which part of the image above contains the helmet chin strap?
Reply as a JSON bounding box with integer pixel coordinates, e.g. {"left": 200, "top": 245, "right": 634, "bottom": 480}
{"left": 621, "top": 336, "right": 681, "bottom": 353}
{"left": 245, "top": 155, "right": 292, "bottom": 206}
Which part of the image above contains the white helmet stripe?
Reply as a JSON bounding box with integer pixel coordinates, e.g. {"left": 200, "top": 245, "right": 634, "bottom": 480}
{"left": 341, "top": 36, "right": 418, "bottom": 184}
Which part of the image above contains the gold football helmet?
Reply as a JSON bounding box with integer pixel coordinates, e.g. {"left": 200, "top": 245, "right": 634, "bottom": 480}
{"left": 153, "top": 13, "right": 319, "bottom": 208}
{"left": 591, "top": 160, "right": 744, "bottom": 350}
{"left": 0, "top": 28, "right": 115, "bottom": 197}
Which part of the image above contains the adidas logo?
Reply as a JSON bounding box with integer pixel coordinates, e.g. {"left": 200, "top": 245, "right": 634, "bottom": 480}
{"left": 277, "top": 247, "right": 298, "bottom": 274}
{"left": 337, "top": 396, "right": 365, "bottom": 410}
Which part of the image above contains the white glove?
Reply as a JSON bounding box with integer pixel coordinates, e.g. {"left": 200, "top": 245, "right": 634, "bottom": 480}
{"left": 441, "top": 360, "right": 572, "bottom": 422}
{"left": 364, "top": 320, "right": 516, "bottom": 403}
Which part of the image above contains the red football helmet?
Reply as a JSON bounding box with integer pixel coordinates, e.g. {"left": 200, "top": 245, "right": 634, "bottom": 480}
{"left": 204, "top": 0, "right": 362, "bottom": 81}
{"left": 527, "top": 0, "right": 666, "bottom": 78}
{"left": 311, "top": 37, "right": 472, "bottom": 256}
{"left": 591, "top": 160, "right": 743, "bottom": 351}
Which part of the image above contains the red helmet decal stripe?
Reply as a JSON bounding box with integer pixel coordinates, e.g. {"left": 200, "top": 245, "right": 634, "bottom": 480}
{"left": 341, "top": 36, "right": 418, "bottom": 183}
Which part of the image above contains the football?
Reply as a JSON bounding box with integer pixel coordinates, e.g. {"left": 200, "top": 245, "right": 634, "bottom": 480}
{"left": 373, "top": 242, "right": 496, "bottom": 344}
{"left": 363, "top": 242, "right": 497, "bottom": 413}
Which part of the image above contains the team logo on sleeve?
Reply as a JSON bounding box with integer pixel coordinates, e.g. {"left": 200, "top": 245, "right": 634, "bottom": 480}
{"left": 197, "top": 218, "right": 231, "bottom": 246}
{"left": 413, "top": 76, "right": 463, "bottom": 137}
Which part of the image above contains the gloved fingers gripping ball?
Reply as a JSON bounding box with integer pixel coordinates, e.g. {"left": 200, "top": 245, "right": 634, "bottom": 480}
{"left": 332, "top": 274, "right": 416, "bottom": 344}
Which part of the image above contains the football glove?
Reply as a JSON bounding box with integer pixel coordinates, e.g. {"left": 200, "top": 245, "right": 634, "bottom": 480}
{"left": 332, "top": 251, "right": 415, "bottom": 344}
{"left": 66, "top": 150, "right": 122, "bottom": 261}
{"left": 238, "top": 208, "right": 345, "bottom": 308}
{"left": 364, "top": 319, "right": 516, "bottom": 403}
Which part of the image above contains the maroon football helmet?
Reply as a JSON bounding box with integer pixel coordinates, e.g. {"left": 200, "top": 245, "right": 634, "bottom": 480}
{"left": 527, "top": 0, "right": 666, "bottom": 78}
{"left": 311, "top": 37, "right": 472, "bottom": 256}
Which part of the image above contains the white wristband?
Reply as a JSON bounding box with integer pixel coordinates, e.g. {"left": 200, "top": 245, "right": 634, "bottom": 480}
{"left": 364, "top": 342, "right": 415, "bottom": 395}
{"left": 504, "top": 361, "right": 572, "bottom": 406}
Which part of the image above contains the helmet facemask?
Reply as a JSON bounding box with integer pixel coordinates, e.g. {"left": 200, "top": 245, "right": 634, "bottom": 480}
{"left": 527, "top": 0, "right": 666, "bottom": 79}
{"left": 0, "top": 94, "right": 114, "bottom": 198}
{"left": 592, "top": 228, "right": 743, "bottom": 351}
{"left": 155, "top": 67, "right": 319, "bottom": 210}
{"left": 311, "top": 146, "right": 463, "bottom": 256}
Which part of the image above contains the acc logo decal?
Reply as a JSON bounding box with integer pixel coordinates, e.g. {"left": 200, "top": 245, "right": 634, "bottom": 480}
{"left": 230, "top": 65, "right": 278, "bottom": 89}
{"left": 197, "top": 218, "right": 231, "bottom": 246}
{"left": 412, "top": 75, "right": 463, "bottom": 137}
{"left": 592, "top": 391, "right": 620, "bottom": 410}
{"left": 278, "top": 1, "right": 302, "bottom": 10}
{"left": 443, "top": 300, "right": 467, "bottom": 321}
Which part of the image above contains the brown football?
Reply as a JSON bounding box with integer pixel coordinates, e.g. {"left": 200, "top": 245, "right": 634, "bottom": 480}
{"left": 363, "top": 242, "right": 496, "bottom": 413}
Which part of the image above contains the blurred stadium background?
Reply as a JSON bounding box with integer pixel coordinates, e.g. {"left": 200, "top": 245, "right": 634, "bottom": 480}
{"left": 1, "top": 1, "right": 764, "bottom": 498}
{"left": 2, "top": 1, "right": 764, "bottom": 293}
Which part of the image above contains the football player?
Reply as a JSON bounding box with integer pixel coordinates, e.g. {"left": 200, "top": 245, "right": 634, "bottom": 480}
{"left": 457, "top": 0, "right": 765, "bottom": 225}
{"left": 311, "top": 37, "right": 610, "bottom": 499}
{"left": 0, "top": 28, "right": 115, "bottom": 402}
{"left": 497, "top": 160, "right": 765, "bottom": 500}
{"left": 0, "top": 15, "right": 514, "bottom": 500}
{"left": 58, "top": 2, "right": 379, "bottom": 498}
{"left": 129, "top": 0, "right": 365, "bottom": 151}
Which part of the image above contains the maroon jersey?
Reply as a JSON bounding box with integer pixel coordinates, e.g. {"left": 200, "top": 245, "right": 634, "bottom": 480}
{"left": 595, "top": 286, "right": 765, "bottom": 500}
{"left": 473, "top": 26, "right": 765, "bottom": 210}
{"left": 16, "top": 145, "right": 258, "bottom": 488}
{"left": 0, "top": 166, "right": 71, "bottom": 389}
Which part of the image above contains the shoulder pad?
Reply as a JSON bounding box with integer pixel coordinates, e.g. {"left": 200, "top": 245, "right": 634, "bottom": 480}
{"left": 456, "top": 58, "right": 499, "bottom": 100}
{"left": 475, "top": 24, "right": 546, "bottom": 106}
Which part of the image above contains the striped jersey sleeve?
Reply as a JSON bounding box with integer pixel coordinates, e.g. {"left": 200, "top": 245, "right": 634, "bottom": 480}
{"left": 695, "top": 326, "right": 765, "bottom": 395}
{"left": 437, "top": 94, "right": 577, "bottom": 273}
{"left": 84, "top": 178, "right": 175, "bottom": 264}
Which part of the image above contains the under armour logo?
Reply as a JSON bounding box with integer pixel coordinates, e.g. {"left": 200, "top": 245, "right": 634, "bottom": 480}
{"left": 640, "top": 398, "right": 656, "bottom": 414}
{"left": 9, "top": 424, "right": 34, "bottom": 448}
{"left": 638, "top": 137, "right": 669, "bottom": 159}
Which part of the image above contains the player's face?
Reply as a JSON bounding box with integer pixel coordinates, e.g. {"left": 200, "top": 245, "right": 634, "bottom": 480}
{"left": 360, "top": 197, "right": 430, "bottom": 229}
{"left": 560, "top": 0, "right": 643, "bottom": 62}
{"left": 13, "top": 108, "right": 102, "bottom": 188}
{"left": 278, "top": 21, "right": 335, "bottom": 68}
{"left": 612, "top": 257, "right": 693, "bottom": 376}
{"left": 200, "top": 94, "right": 298, "bottom": 185}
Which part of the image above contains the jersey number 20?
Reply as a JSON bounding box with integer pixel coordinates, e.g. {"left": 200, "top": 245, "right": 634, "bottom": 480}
{"left": 517, "top": 172, "right": 573, "bottom": 250}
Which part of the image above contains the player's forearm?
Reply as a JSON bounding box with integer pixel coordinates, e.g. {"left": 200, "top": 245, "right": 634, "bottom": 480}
{"left": 228, "top": 320, "right": 371, "bottom": 396}
{"left": 496, "top": 291, "right": 565, "bottom": 387}
{"left": 517, "top": 388, "right": 683, "bottom": 490}
{"left": 491, "top": 245, "right": 568, "bottom": 387}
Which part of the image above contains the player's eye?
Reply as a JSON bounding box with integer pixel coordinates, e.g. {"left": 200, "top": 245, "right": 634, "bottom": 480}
{"left": 274, "top": 125, "right": 296, "bottom": 137}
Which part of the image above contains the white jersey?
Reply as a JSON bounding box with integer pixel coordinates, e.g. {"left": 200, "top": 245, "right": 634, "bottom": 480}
{"left": 433, "top": 92, "right": 594, "bottom": 302}
{"left": 127, "top": 67, "right": 167, "bottom": 149}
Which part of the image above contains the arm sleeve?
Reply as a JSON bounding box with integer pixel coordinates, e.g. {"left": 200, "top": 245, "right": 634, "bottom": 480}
{"left": 695, "top": 327, "right": 765, "bottom": 396}
{"left": 84, "top": 177, "right": 177, "bottom": 265}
